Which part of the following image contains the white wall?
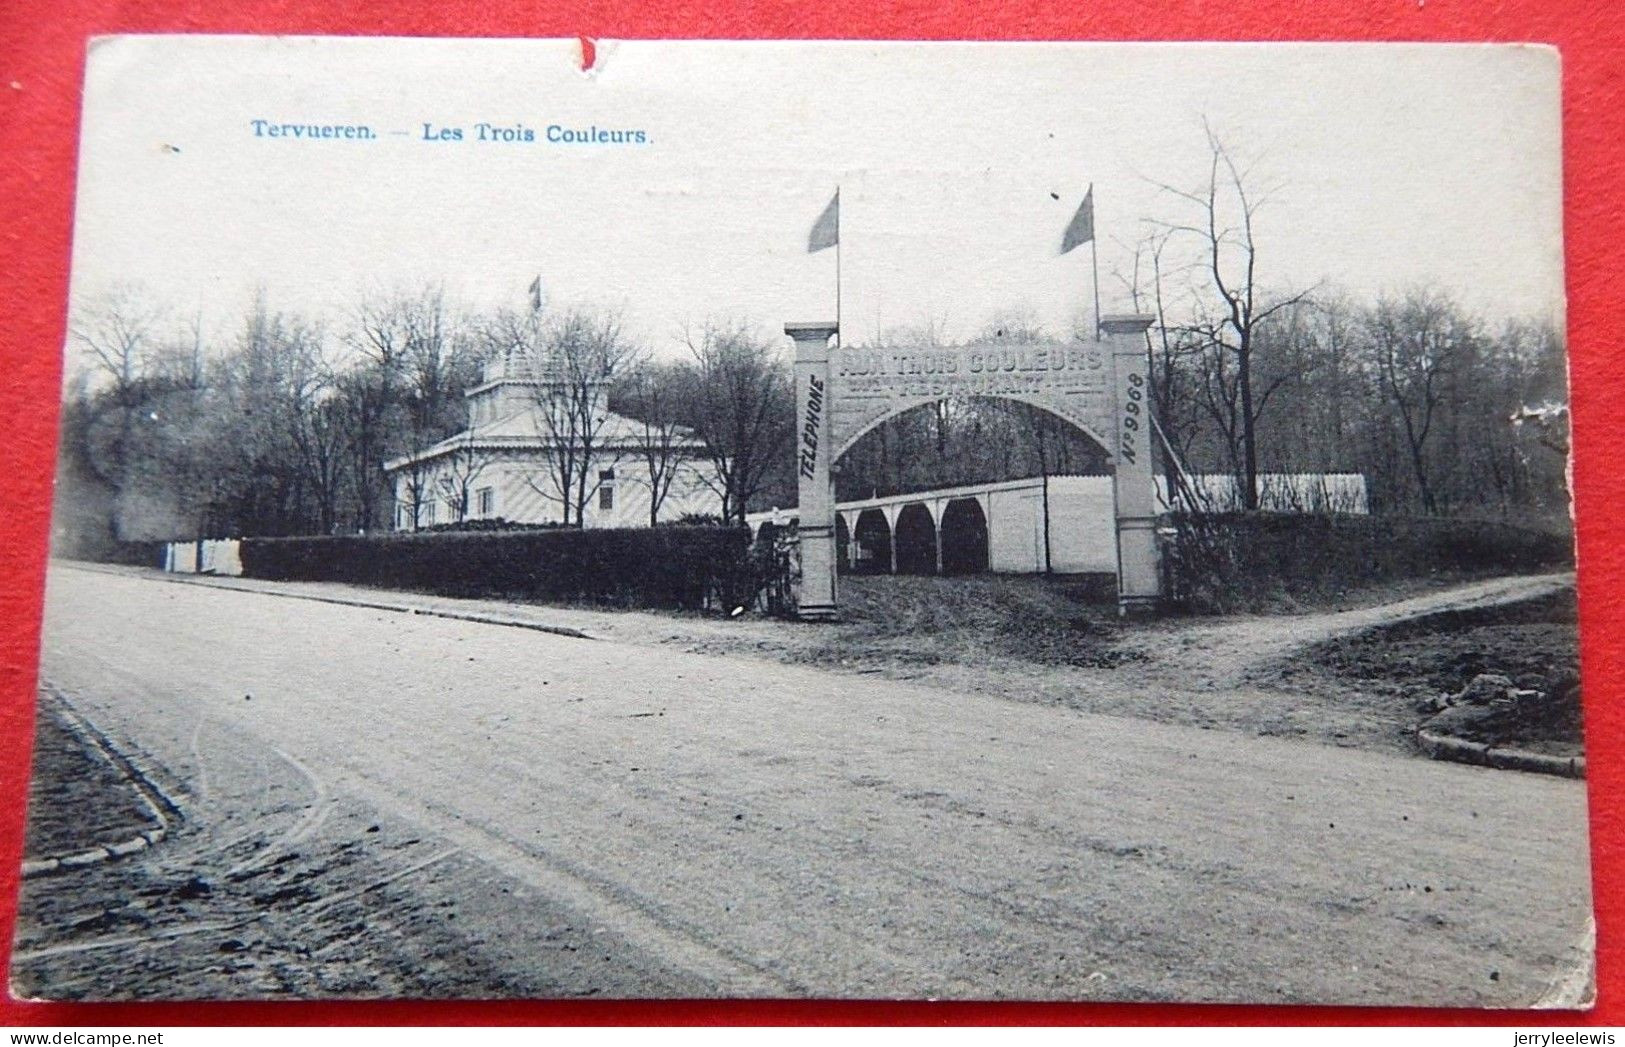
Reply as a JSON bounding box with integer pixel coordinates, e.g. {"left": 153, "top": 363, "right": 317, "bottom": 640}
{"left": 751, "top": 471, "right": 1369, "bottom": 576}
{"left": 163, "top": 539, "right": 242, "bottom": 575}
{"left": 392, "top": 451, "right": 725, "bottom": 530}
{"left": 986, "top": 488, "right": 1041, "bottom": 573}
{"left": 1044, "top": 476, "right": 1118, "bottom": 573}
{"left": 1164, "top": 473, "right": 1369, "bottom": 514}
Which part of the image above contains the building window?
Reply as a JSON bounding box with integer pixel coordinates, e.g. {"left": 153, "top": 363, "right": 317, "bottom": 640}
{"left": 423, "top": 500, "right": 437, "bottom": 525}
{"left": 599, "top": 468, "right": 615, "bottom": 511}
{"left": 477, "top": 486, "right": 496, "bottom": 517}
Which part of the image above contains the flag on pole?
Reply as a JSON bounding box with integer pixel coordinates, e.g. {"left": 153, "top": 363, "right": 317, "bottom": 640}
{"left": 1060, "top": 186, "right": 1095, "bottom": 254}
{"left": 527, "top": 275, "right": 546, "bottom": 313}
{"left": 808, "top": 189, "right": 839, "bottom": 253}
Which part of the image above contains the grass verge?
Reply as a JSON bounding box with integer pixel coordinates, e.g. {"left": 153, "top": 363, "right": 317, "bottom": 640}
{"left": 1265, "top": 588, "right": 1581, "bottom": 758}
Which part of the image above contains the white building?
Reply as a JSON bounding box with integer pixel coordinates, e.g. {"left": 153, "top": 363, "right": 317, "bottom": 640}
{"left": 384, "top": 351, "right": 723, "bottom": 530}
{"left": 747, "top": 472, "right": 1369, "bottom": 576}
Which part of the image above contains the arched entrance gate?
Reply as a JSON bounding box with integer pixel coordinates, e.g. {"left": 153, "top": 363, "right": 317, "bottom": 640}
{"left": 785, "top": 315, "right": 1160, "bottom": 619}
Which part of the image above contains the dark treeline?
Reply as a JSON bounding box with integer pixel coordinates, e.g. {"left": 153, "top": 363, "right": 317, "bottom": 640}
{"left": 56, "top": 285, "right": 795, "bottom": 548}
{"left": 62, "top": 286, "right": 479, "bottom": 547}
{"left": 834, "top": 297, "right": 1566, "bottom": 522}
{"left": 835, "top": 291, "right": 1567, "bottom": 524}
{"left": 56, "top": 275, "right": 1568, "bottom": 553}
{"left": 1118, "top": 126, "right": 1568, "bottom": 523}
{"left": 1145, "top": 288, "right": 1568, "bottom": 519}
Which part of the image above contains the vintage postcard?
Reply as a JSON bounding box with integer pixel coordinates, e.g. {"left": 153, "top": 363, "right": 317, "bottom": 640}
{"left": 14, "top": 36, "right": 1588, "bottom": 1004}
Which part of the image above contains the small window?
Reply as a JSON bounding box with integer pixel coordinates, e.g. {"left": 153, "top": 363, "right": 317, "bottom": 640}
{"left": 424, "top": 500, "right": 437, "bottom": 524}
{"left": 598, "top": 468, "right": 615, "bottom": 511}
{"left": 477, "top": 486, "right": 496, "bottom": 517}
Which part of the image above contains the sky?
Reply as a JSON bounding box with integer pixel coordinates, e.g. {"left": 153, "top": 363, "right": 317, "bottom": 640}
{"left": 69, "top": 37, "right": 1563, "bottom": 361}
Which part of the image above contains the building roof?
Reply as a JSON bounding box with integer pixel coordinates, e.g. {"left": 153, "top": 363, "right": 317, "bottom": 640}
{"left": 383, "top": 402, "right": 710, "bottom": 473}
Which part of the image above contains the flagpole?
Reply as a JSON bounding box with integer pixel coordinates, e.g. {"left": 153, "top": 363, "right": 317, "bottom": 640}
{"left": 1089, "top": 184, "right": 1102, "bottom": 342}
{"left": 835, "top": 186, "right": 842, "bottom": 348}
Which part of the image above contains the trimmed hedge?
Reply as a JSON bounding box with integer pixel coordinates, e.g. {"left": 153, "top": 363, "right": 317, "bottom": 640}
{"left": 412, "top": 517, "right": 568, "bottom": 534}
{"left": 1161, "top": 512, "right": 1574, "bottom": 614}
{"left": 54, "top": 538, "right": 166, "bottom": 568}
{"left": 240, "top": 525, "right": 754, "bottom": 611}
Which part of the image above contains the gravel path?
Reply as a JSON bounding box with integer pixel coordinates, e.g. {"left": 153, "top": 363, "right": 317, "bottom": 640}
{"left": 1116, "top": 572, "right": 1576, "bottom": 688}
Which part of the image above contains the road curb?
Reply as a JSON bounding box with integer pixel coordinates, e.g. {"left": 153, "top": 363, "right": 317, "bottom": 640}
{"left": 1417, "top": 727, "right": 1585, "bottom": 779}
{"left": 21, "top": 693, "right": 186, "bottom": 879}
{"left": 59, "top": 562, "right": 597, "bottom": 641}
{"left": 243, "top": 588, "right": 598, "bottom": 641}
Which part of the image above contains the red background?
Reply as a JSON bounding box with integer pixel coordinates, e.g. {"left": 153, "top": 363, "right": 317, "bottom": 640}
{"left": 1, "top": 0, "right": 1621, "bottom": 1027}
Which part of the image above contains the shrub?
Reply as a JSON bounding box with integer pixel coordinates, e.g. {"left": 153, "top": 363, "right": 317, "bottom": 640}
{"left": 52, "top": 535, "right": 165, "bottom": 568}
{"left": 412, "top": 517, "right": 568, "bottom": 534}
{"left": 750, "top": 524, "right": 798, "bottom": 618}
{"left": 240, "top": 525, "right": 755, "bottom": 612}
{"left": 1161, "top": 512, "right": 1574, "bottom": 614}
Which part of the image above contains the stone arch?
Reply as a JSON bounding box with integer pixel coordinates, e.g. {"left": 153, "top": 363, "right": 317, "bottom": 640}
{"left": 894, "top": 503, "right": 938, "bottom": 575}
{"left": 852, "top": 508, "right": 892, "bottom": 574}
{"left": 831, "top": 393, "right": 1116, "bottom": 467}
{"left": 940, "top": 497, "right": 989, "bottom": 575}
{"left": 786, "top": 316, "right": 1160, "bottom": 620}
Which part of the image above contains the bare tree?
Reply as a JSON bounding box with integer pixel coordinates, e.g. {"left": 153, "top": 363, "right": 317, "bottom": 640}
{"left": 1368, "top": 287, "right": 1466, "bottom": 514}
{"left": 1152, "top": 122, "right": 1316, "bottom": 508}
{"left": 1119, "top": 228, "right": 1209, "bottom": 507}
{"left": 489, "top": 305, "right": 636, "bottom": 526}
{"left": 978, "top": 305, "right": 1045, "bottom": 344}
{"left": 71, "top": 284, "right": 168, "bottom": 392}
{"left": 221, "top": 294, "right": 330, "bottom": 535}
{"left": 144, "top": 310, "right": 210, "bottom": 391}
{"left": 394, "top": 447, "right": 435, "bottom": 532}
{"left": 141, "top": 360, "right": 232, "bottom": 544}
{"left": 616, "top": 359, "right": 690, "bottom": 526}
{"left": 433, "top": 438, "right": 493, "bottom": 524}
{"left": 352, "top": 286, "right": 478, "bottom": 531}
{"left": 335, "top": 364, "right": 393, "bottom": 532}
{"left": 288, "top": 367, "right": 348, "bottom": 534}
{"left": 68, "top": 285, "right": 173, "bottom": 537}
{"left": 678, "top": 323, "right": 794, "bottom": 525}
{"left": 880, "top": 310, "right": 956, "bottom": 464}
{"left": 344, "top": 292, "right": 412, "bottom": 530}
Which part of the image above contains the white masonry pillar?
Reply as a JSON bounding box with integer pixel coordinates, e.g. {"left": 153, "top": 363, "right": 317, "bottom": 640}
{"left": 787, "top": 322, "right": 840, "bottom": 620}
{"left": 1102, "top": 314, "right": 1162, "bottom": 616}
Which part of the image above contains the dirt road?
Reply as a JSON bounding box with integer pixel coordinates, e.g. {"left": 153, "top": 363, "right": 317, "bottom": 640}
{"left": 14, "top": 564, "right": 1594, "bottom": 1004}
{"left": 1116, "top": 572, "right": 1576, "bottom": 687}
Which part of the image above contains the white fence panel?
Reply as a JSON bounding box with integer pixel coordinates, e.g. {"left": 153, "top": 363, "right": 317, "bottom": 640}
{"left": 164, "top": 539, "right": 243, "bottom": 576}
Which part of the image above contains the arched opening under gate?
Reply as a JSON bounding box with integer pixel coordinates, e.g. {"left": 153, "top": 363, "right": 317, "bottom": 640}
{"left": 832, "top": 396, "right": 1113, "bottom": 580}
{"left": 835, "top": 514, "right": 850, "bottom": 573}
{"left": 940, "top": 498, "right": 989, "bottom": 575}
{"left": 893, "top": 504, "right": 938, "bottom": 575}
{"left": 851, "top": 509, "right": 892, "bottom": 574}
{"left": 833, "top": 395, "right": 1112, "bottom": 502}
